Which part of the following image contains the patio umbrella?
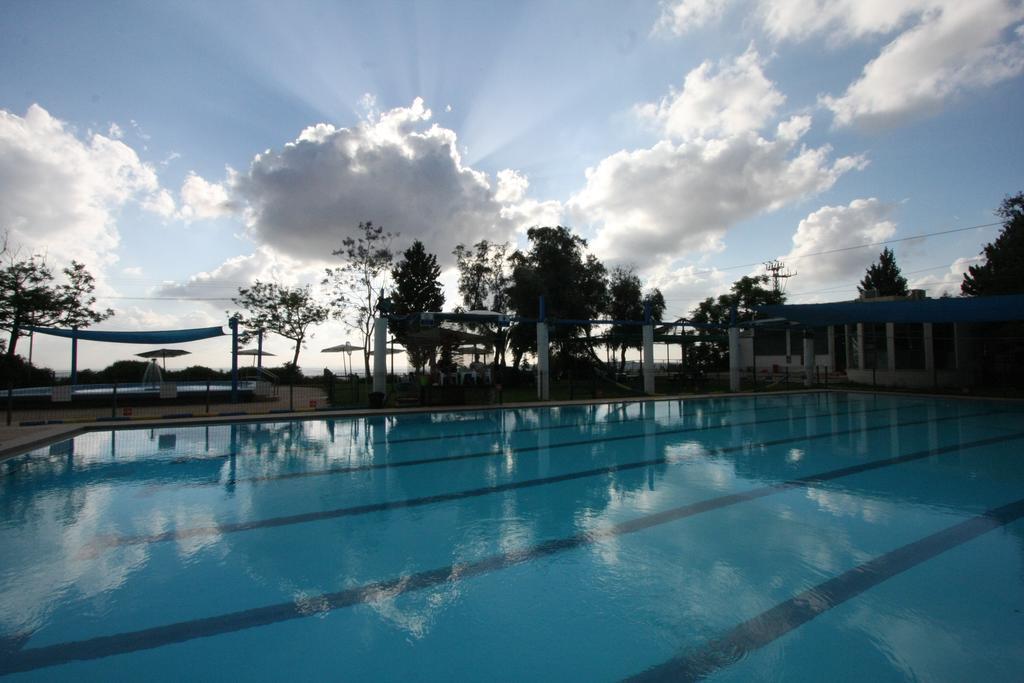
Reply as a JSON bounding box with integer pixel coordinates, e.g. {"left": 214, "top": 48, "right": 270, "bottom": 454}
{"left": 322, "top": 342, "right": 363, "bottom": 376}
{"left": 321, "top": 342, "right": 363, "bottom": 353}
{"left": 238, "top": 348, "right": 276, "bottom": 367}
{"left": 136, "top": 348, "right": 191, "bottom": 371}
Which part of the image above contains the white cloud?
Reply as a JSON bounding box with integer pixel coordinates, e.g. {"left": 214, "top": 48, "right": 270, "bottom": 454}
{"left": 0, "top": 104, "right": 169, "bottom": 272}
{"left": 161, "top": 151, "right": 182, "bottom": 166}
{"left": 654, "top": 1, "right": 1024, "bottom": 128}
{"left": 573, "top": 48, "right": 870, "bottom": 269}
{"left": 571, "top": 120, "right": 865, "bottom": 268}
{"left": 230, "top": 98, "right": 519, "bottom": 265}
{"left": 646, "top": 263, "right": 732, "bottom": 318}
{"left": 155, "top": 246, "right": 314, "bottom": 303}
{"left": 495, "top": 169, "right": 565, "bottom": 232}
{"left": 757, "top": 0, "right": 931, "bottom": 43}
{"left": 908, "top": 255, "right": 976, "bottom": 297}
{"left": 653, "top": 0, "right": 730, "bottom": 36}
{"left": 495, "top": 169, "right": 529, "bottom": 204}
{"left": 179, "top": 171, "right": 233, "bottom": 220}
{"left": 637, "top": 47, "right": 785, "bottom": 141}
{"left": 105, "top": 305, "right": 222, "bottom": 332}
{"left": 107, "top": 122, "right": 124, "bottom": 140}
{"left": 141, "top": 188, "right": 177, "bottom": 218}
{"left": 777, "top": 198, "right": 897, "bottom": 300}
{"left": 572, "top": 47, "right": 865, "bottom": 269}
{"left": 822, "top": 1, "right": 1024, "bottom": 127}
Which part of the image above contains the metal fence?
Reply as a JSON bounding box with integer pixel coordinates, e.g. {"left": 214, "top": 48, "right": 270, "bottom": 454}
{"left": 4, "top": 376, "right": 345, "bottom": 427}
{"left": 10, "top": 361, "right": 1011, "bottom": 428}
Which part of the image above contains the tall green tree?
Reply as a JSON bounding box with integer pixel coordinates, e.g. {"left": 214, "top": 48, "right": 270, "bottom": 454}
{"left": 390, "top": 240, "right": 445, "bottom": 371}
{"left": 0, "top": 240, "right": 113, "bottom": 356}
{"left": 686, "top": 275, "right": 784, "bottom": 370}
{"left": 55, "top": 261, "right": 114, "bottom": 330}
{"left": 453, "top": 240, "right": 512, "bottom": 366}
{"left": 506, "top": 226, "right": 608, "bottom": 367}
{"left": 453, "top": 240, "right": 511, "bottom": 312}
{"left": 606, "top": 266, "right": 665, "bottom": 369}
{"left": 858, "top": 247, "right": 909, "bottom": 297}
{"left": 323, "top": 221, "right": 396, "bottom": 377}
{"left": 962, "top": 192, "right": 1024, "bottom": 296}
{"left": 231, "top": 281, "right": 329, "bottom": 369}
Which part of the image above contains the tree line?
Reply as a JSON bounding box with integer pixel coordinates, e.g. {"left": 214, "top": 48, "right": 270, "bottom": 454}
{"left": 2, "top": 192, "right": 1021, "bottom": 377}
{"left": 232, "top": 191, "right": 1024, "bottom": 374}
{"left": 233, "top": 223, "right": 668, "bottom": 374}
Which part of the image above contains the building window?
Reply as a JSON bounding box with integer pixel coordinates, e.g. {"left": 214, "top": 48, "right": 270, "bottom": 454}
{"left": 894, "top": 323, "right": 925, "bottom": 370}
{"left": 753, "top": 329, "right": 787, "bottom": 356}
{"left": 816, "top": 328, "right": 830, "bottom": 355}
{"left": 863, "top": 323, "right": 887, "bottom": 369}
{"left": 847, "top": 325, "right": 860, "bottom": 369}
{"left": 934, "top": 323, "right": 957, "bottom": 370}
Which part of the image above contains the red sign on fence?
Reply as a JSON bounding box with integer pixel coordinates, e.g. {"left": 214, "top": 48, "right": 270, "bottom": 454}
{"left": 122, "top": 407, "right": 132, "bottom": 416}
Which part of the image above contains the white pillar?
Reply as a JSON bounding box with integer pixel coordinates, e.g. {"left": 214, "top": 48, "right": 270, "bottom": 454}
{"left": 886, "top": 322, "right": 896, "bottom": 372}
{"left": 803, "top": 334, "right": 815, "bottom": 387}
{"left": 923, "top": 323, "right": 934, "bottom": 371}
{"left": 856, "top": 323, "right": 865, "bottom": 370}
{"left": 827, "top": 325, "right": 835, "bottom": 372}
{"left": 728, "top": 326, "right": 741, "bottom": 392}
{"left": 642, "top": 323, "right": 655, "bottom": 394}
{"left": 372, "top": 317, "right": 387, "bottom": 394}
{"left": 536, "top": 322, "right": 550, "bottom": 400}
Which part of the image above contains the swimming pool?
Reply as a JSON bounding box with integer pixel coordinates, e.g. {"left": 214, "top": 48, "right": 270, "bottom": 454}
{"left": 1, "top": 392, "right": 1023, "bottom": 681}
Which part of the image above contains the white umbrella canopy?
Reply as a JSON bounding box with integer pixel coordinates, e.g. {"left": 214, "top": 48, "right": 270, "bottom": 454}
{"left": 238, "top": 348, "right": 276, "bottom": 367}
{"left": 321, "top": 343, "right": 363, "bottom": 353}
{"left": 321, "top": 341, "right": 365, "bottom": 376}
{"left": 136, "top": 348, "right": 191, "bottom": 371}
{"left": 237, "top": 348, "right": 277, "bottom": 356}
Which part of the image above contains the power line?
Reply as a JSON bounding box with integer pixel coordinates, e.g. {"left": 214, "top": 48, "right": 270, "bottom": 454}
{"left": 675, "top": 219, "right": 1002, "bottom": 279}
{"left": 784, "top": 257, "right": 984, "bottom": 299}
{"left": 99, "top": 296, "right": 235, "bottom": 301}
{"left": 660, "top": 256, "right": 986, "bottom": 317}
{"left": 93, "top": 220, "right": 1001, "bottom": 304}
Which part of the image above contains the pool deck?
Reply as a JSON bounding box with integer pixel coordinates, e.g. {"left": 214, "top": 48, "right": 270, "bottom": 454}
{"left": 1, "top": 387, "right": 1017, "bottom": 462}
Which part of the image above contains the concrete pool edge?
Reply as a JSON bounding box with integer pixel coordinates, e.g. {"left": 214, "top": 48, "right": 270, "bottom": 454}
{"left": 2, "top": 387, "right": 1020, "bottom": 462}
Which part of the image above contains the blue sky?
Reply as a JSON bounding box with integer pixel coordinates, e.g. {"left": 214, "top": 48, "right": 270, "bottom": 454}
{"left": 2, "top": 0, "right": 1023, "bottom": 371}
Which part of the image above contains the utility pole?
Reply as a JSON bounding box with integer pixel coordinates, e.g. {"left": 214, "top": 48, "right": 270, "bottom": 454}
{"left": 764, "top": 260, "right": 796, "bottom": 294}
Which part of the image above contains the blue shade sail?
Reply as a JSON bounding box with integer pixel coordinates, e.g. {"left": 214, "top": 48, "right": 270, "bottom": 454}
{"left": 23, "top": 325, "right": 226, "bottom": 344}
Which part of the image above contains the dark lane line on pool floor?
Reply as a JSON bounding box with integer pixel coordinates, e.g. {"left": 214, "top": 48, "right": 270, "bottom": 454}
{"left": 154, "top": 402, "right": 932, "bottom": 492}
{"left": 623, "top": 496, "right": 1024, "bottom": 682}
{"left": 127, "top": 397, "right": 855, "bottom": 489}
{"left": 86, "top": 409, "right": 998, "bottom": 553}
{"left": 13, "top": 429, "right": 1023, "bottom": 674}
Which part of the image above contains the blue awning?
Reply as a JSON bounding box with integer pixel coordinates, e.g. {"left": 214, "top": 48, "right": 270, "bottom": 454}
{"left": 757, "top": 294, "right": 1024, "bottom": 326}
{"left": 24, "top": 326, "right": 226, "bottom": 344}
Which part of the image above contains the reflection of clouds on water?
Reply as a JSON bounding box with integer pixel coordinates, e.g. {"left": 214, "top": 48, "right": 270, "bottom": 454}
{"left": 805, "top": 487, "right": 886, "bottom": 524}
{"left": 0, "top": 484, "right": 149, "bottom": 635}
{"left": 362, "top": 573, "right": 463, "bottom": 641}
{"left": 5, "top": 394, "right": 1022, "bottom": 675}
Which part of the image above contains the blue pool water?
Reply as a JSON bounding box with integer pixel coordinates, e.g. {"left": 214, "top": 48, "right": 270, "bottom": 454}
{"left": 1, "top": 392, "right": 1024, "bottom": 681}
